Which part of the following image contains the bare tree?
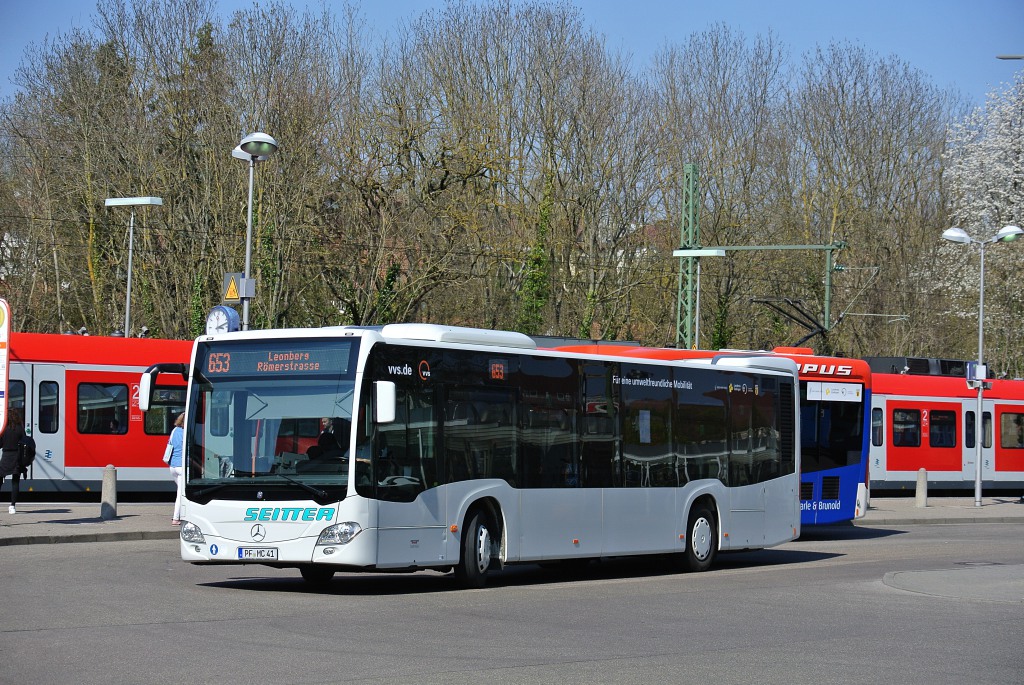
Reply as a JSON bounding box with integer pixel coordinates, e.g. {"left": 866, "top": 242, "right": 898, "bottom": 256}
{"left": 652, "top": 25, "right": 789, "bottom": 348}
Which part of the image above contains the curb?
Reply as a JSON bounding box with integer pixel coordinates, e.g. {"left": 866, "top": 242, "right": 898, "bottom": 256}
{"left": 0, "top": 530, "right": 180, "bottom": 547}
{"left": 857, "top": 516, "right": 1024, "bottom": 526}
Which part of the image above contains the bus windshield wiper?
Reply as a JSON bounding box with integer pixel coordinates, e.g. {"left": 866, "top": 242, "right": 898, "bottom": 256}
{"left": 190, "top": 483, "right": 232, "bottom": 504}
{"left": 276, "top": 474, "right": 332, "bottom": 504}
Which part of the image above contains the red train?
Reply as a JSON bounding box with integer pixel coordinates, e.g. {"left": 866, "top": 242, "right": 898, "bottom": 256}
{"left": 869, "top": 369, "right": 1024, "bottom": 490}
{"left": 4, "top": 333, "right": 193, "bottom": 493}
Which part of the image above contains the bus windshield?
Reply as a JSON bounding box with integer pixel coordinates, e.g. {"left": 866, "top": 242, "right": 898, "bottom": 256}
{"left": 186, "top": 339, "right": 360, "bottom": 502}
{"left": 799, "top": 381, "right": 865, "bottom": 472}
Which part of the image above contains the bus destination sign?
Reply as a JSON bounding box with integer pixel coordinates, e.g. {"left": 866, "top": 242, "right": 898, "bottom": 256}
{"left": 202, "top": 341, "right": 354, "bottom": 377}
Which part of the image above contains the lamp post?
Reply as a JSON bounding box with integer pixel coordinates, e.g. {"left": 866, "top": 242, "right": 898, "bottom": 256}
{"left": 673, "top": 248, "right": 725, "bottom": 348}
{"left": 104, "top": 196, "right": 163, "bottom": 337}
{"left": 942, "top": 224, "right": 1023, "bottom": 506}
{"left": 232, "top": 132, "right": 278, "bottom": 331}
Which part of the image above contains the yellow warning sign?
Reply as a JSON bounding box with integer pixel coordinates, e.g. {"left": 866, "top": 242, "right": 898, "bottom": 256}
{"left": 222, "top": 272, "right": 244, "bottom": 304}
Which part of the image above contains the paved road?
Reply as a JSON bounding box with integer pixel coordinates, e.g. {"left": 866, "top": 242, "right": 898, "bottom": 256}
{"left": 1, "top": 517, "right": 1021, "bottom": 685}
{"left": 3, "top": 493, "right": 1023, "bottom": 610}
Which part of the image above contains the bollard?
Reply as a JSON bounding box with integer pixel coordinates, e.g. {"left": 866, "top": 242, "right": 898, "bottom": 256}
{"left": 915, "top": 468, "right": 928, "bottom": 508}
{"left": 101, "top": 464, "right": 118, "bottom": 520}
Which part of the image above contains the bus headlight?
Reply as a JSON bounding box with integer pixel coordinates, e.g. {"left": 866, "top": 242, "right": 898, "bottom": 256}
{"left": 180, "top": 521, "right": 205, "bottom": 543}
{"left": 317, "top": 522, "right": 362, "bottom": 545}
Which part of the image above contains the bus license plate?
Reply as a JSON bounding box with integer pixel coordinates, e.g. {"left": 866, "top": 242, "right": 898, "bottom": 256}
{"left": 238, "top": 547, "right": 278, "bottom": 560}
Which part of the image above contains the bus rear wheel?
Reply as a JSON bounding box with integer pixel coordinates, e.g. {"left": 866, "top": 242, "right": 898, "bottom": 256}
{"left": 299, "top": 565, "right": 336, "bottom": 585}
{"left": 683, "top": 504, "right": 717, "bottom": 572}
{"left": 455, "top": 510, "right": 492, "bottom": 588}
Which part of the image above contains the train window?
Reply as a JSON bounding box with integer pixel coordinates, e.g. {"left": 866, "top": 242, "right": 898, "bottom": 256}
{"left": 929, "top": 411, "right": 957, "bottom": 448}
{"left": 999, "top": 413, "right": 1024, "bottom": 449}
{"left": 892, "top": 409, "right": 920, "bottom": 447}
{"left": 7, "top": 381, "right": 25, "bottom": 428}
{"left": 144, "top": 386, "right": 186, "bottom": 435}
{"left": 78, "top": 383, "right": 128, "bottom": 435}
{"left": 871, "top": 408, "right": 883, "bottom": 447}
{"left": 38, "top": 381, "right": 59, "bottom": 434}
{"left": 983, "top": 411, "right": 993, "bottom": 449}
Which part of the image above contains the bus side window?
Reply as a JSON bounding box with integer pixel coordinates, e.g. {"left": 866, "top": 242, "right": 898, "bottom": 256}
{"left": 580, "top": 362, "right": 618, "bottom": 488}
{"left": 373, "top": 386, "right": 433, "bottom": 502}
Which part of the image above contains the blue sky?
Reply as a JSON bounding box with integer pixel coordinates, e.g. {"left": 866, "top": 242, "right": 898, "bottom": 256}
{"left": 1, "top": 0, "right": 1021, "bottom": 107}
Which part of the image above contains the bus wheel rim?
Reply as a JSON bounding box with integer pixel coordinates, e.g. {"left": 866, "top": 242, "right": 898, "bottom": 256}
{"left": 691, "top": 518, "right": 712, "bottom": 561}
{"left": 475, "top": 525, "right": 491, "bottom": 574}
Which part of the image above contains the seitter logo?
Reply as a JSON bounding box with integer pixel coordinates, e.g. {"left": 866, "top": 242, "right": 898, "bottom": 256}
{"left": 244, "top": 507, "right": 336, "bottom": 522}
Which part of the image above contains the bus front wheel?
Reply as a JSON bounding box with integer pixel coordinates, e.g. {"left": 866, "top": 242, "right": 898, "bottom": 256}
{"left": 455, "top": 510, "right": 492, "bottom": 588}
{"left": 684, "top": 504, "right": 717, "bottom": 572}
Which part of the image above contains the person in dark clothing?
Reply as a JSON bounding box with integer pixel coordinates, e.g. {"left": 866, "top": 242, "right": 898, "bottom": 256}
{"left": 0, "top": 407, "right": 27, "bottom": 514}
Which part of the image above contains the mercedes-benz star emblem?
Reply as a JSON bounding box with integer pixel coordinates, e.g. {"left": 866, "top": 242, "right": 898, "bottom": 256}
{"left": 251, "top": 524, "right": 267, "bottom": 542}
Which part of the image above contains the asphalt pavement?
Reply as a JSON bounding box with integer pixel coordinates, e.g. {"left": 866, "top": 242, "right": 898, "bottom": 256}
{"left": 0, "top": 494, "right": 1022, "bottom": 547}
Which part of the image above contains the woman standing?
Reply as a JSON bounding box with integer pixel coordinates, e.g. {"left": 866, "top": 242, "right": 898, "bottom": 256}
{"left": 0, "top": 408, "right": 26, "bottom": 514}
{"left": 167, "top": 412, "right": 185, "bottom": 525}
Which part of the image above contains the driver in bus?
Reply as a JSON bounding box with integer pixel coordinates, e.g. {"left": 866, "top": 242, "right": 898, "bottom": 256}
{"left": 321, "top": 418, "right": 350, "bottom": 459}
{"left": 299, "top": 418, "right": 353, "bottom": 474}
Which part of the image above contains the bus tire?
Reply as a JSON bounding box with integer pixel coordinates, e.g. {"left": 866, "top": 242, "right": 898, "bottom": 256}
{"left": 299, "top": 565, "right": 335, "bottom": 585}
{"left": 684, "top": 503, "right": 717, "bottom": 572}
{"left": 455, "top": 510, "right": 492, "bottom": 588}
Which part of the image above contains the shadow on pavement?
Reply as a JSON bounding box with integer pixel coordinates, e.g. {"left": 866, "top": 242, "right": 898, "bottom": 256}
{"left": 197, "top": 546, "right": 841, "bottom": 596}
{"left": 798, "top": 525, "right": 906, "bottom": 542}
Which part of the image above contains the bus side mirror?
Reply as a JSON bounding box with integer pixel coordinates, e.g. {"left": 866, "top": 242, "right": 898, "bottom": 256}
{"left": 375, "top": 381, "right": 396, "bottom": 424}
{"left": 139, "top": 371, "right": 154, "bottom": 411}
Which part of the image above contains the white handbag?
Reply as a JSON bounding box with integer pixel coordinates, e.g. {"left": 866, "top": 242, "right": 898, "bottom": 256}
{"left": 162, "top": 442, "right": 173, "bottom": 464}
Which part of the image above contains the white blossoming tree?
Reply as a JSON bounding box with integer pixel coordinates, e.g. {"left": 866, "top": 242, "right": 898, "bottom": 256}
{"left": 941, "top": 72, "right": 1024, "bottom": 375}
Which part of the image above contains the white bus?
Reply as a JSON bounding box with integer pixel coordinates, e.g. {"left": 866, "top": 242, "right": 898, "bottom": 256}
{"left": 141, "top": 324, "right": 801, "bottom": 587}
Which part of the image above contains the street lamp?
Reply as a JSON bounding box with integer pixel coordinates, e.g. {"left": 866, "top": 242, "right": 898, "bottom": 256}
{"left": 942, "top": 224, "right": 1023, "bottom": 506}
{"left": 673, "top": 248, "right": 725, "bottom": 348}
{"left": 104, "top": 196, "right": 163, "bottom": 337}
{"left": 232, "top": 132, "right": 278, "bottom": 331}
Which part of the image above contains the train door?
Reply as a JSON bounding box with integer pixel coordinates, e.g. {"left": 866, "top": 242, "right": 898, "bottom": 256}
{"left": 961, "top": 400, "right": 994, "bottom": 483}
{"left": 14, "top": 364, "right": 66, "bottom": 482}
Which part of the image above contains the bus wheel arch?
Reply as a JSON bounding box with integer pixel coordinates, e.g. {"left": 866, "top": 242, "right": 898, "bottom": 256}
{"left": 454, "top": 498, "right": 502, "bottom": 588}
{"left": 683, "top": 495, "right": 718, "bottom": 572}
